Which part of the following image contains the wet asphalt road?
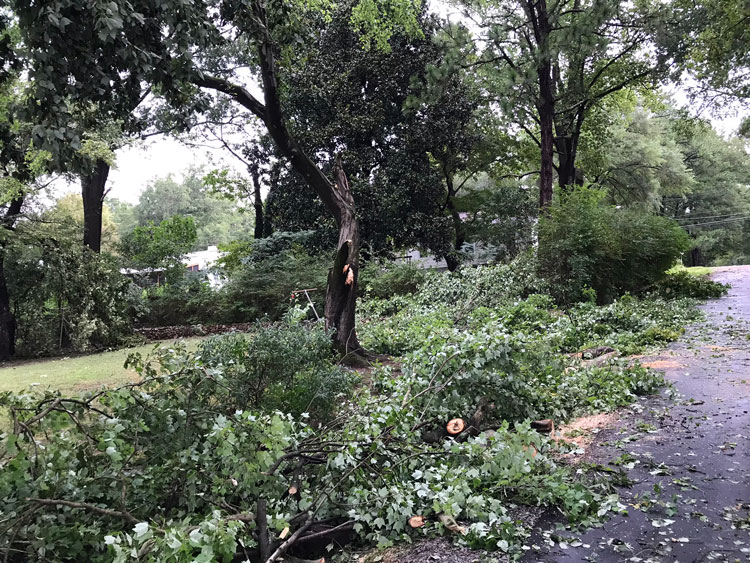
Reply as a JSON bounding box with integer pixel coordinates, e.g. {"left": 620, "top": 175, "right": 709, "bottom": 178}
{"left": 524, "top": 266, "right": 750, "bottom": 563}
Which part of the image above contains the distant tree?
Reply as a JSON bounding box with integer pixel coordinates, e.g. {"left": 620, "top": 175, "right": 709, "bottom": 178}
{"left": 132, "top": 170, "right": 254, "bottom": 249}
{"left": 107, "top": 198, "right": 139, "bottom": 242}
{"left": 48, "top": 193, "right": 120, "bottom": 250}
{"left": 120, "top": 215, "right": 198, "bottom": 282}
{"left": 585, "top": 106, "right": 694, "bottom": 207}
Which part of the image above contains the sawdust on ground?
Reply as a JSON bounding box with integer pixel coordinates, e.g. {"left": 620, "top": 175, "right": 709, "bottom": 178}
{"left": 557, "top": 411, "right": 620, "bottom": 449}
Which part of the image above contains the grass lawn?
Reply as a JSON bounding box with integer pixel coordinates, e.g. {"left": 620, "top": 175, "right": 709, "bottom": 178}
{"left": 668, "top": 264, "right": 714, "bottom": 277}
{"left": 0, "top": 337, "right": 205, "bottom": 394}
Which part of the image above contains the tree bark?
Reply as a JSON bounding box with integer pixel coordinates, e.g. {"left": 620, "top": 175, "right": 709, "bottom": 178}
{"left": 0, "top": 255, "right": 16, "bottom": 361}
{"left": 537, "top": 87, "right": 555, "bottom": 208}
{"left": 445, "top": 197, "right": 465, "bottom": 272}
{"left": 324, "top": 156, "right": 363, "bottom": 357}
{"left": 0, "top": 197, "right": 24, "bottom": 361}
{"left": 251, "top": 165, "right": 265, "bottom": 239}
{"left": 525, "top": 0, "right": 556, "bottom": 209}
{"left": 81, "top": 158, "right": 110, "bottom": 252}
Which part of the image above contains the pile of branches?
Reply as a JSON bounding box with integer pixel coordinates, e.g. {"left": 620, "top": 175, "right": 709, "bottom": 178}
{"left": 0, "top": 341, "right": 607, "bottom": 562}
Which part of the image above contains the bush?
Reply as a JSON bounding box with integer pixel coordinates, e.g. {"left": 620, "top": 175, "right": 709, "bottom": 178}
{"left": 139, "top": 274, "right": 224, "bottom": 327}
{"left": 538, "top": 187, "right": 690, "bottom": 304}
{"left": 655, "top": 270, "right": 728, "bottom": 299}
{"left": 196, "top": 310, "right": 355, "bottom": 422}
{"left": 11, "top": 244, "right": 138, "bottom": 356}
{"left": 221, "top": 246, "right": 329, "bottom": 322}
{"left": 359, "top": 261, "right": 426, "bottom": 299}
{"left": 413, "top": 251, "right": 547, "bottom": 310}
{"left": 359, "top": 306, "right": 454, "bottom": 355}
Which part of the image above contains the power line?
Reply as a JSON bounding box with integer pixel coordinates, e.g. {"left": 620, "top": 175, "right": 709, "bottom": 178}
{"left": 671, "top": 212, "right": 750, "bottom": 222}
{"left": 680, "top": 216, "right": 750, "bottom": 228}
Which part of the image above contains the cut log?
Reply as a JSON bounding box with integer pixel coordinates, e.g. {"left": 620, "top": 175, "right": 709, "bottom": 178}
{"left": 279, "top": 527, "right": 290, "bottom": 540}
{"left": 408, "top": 515, "right": 426, "bottom": 528}
{"left": 446, "top": 418, "right": 466, "bottom": 435}
{"left": 580, "top": 345, "right": 615, "bottom": 359}
{"left": 288, "top": 485, "right": 298, "bottom": 496}
{"left": 522, "top": 444, "right": 538, "bottom": 458}
{"left": 584, "top": 350, "right": 619, "bottom": 367}
{"left": 438, "top": 514, "right": 467, "bottom": 535}
{"left": 531, "top": 419, "right": 555, "bottom": 434}
{"left": 468, "top": 399, "right": 493, "bottom": 436}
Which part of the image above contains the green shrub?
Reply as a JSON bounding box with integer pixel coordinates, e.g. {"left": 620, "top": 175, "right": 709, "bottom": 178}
{"left": 655, "top": 270, "right": 728, "bottom": 299}
{"left": 197, "top": 310, "right": 355, "bottom": 422}
{"left": 360, "top": 261, "right": 426, "bottom": 299}
{"left": 120, "top": 215, "right": 198, "bottom": 284}
{"left": 11, "top": 245, "right": 138, "bottom": 356}
{"left": 139, "top": 274, "right": 224, "bottom": 327}
{"left": 538, "top": 187, "right": 690, "bottom": 304}
{"left": 359, "top": 306, "right": 454, "bottom": 355}
{"left": 414, "top": 251, "right": 547, "bottom": 310}
{"left": 220, "top": 247, "right": 328, "bottom": 321}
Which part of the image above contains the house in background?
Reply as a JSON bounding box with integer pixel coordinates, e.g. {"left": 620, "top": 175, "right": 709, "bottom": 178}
{"left": 123, "top": 245, "right": 225, "bottom": 287}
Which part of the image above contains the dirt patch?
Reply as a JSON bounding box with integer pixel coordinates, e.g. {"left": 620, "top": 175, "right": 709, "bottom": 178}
{"left": 557, "top": 412, "right": 619, "bottom": 450}
{"left": 639, "top": 359, "right": 684, "bottom": 369}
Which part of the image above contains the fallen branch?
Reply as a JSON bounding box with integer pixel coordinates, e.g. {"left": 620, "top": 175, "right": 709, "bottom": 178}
{"left": 265, "top": 516, "right": 314, "bottom": 563}
{"left": 295, "top": 520, "right": 354, "bottom": 544}
{"left": 26, "top": 498, "right": 139, "bottom": 525}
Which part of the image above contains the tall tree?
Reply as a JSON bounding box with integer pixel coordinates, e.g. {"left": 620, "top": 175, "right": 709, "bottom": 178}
{"left": 669, "top": 0, "right": 750, "bottom": 107}
{"left": 12, "top": 0, "right": 423, "bottom": 356}
{"left": 0, "top": 21, "right": 34, "bottom": 360}
{"left": 455, "top": 0, "right": 671, "bottom": 206}
{"left": 263, "top": 9, "right": 483, "bottom": 269}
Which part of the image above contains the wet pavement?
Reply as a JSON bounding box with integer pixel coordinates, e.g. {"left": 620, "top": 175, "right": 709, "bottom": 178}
{"left": 524, "top": 266, "right": 750, "bottom": 562}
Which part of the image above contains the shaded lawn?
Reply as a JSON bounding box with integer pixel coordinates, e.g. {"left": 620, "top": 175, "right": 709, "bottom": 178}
{"left": 0, "top": 337, "right": 206, "bottom": 395}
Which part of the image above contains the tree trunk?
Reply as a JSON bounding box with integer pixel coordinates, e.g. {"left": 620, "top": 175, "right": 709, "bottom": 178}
{"left": 81, "top": 158, "right": 110, "bottom": 252}
{"left": 528, "top": 0, "right": 555, "bottom": 209}
{"left": 556, "top": 136, "right": 575, "bottom": 189}
{"left": 445, "top": 197, "right": 465, "bottom": 272}
{"left": 555, "top": 108, "right": 586, "bottom": 190}
{"left": 324, "top": 156, "right": 363, "bottom": 358}
{"left": 0, "top": 255, "right": 16, "bottom": 361}
{"left": 194, "top": 9, "right": 366, "bottom": 358}
{"left": 251, "top": 165, "right": 265, "bottom": 239}
{"left": 0, "top": 197, "right": 24, "bottom": 361}
{"left": 538, "top": 95, "right": 555, "bottom": 208}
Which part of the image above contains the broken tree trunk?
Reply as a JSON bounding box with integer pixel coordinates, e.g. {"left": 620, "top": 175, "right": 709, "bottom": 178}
{"left": 531, "top": 419, "right": 555, "bottom": 435}
{"left": 446, "top": 418, "right": 467, "bottom": 436}
{"left": 324, "top": 156, "right": 363, "bottom": 359}
{"left": 408, "top": 516, "right": 426, "bottom": 528}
